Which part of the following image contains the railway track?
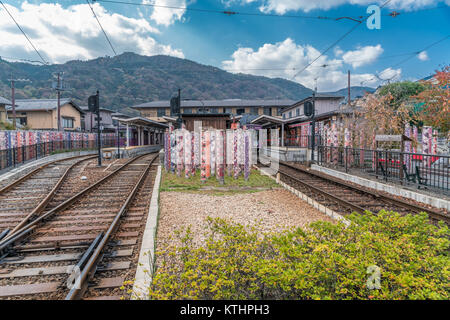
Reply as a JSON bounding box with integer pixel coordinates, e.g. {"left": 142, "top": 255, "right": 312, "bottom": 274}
{"left": 258, "top": 160, "right": 449, "bottom": 225}
{"left": 0, "top": 155, "right": 100, "bottom": 236}
{"left": 0, "top": 153, "right": 158, "bottom": 300}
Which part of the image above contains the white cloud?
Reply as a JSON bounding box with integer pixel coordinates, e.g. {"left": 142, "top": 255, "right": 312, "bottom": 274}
{"left": 417, "top": 51, "right": 429, "bottom": 61}
{"left": 334, "top": 46, "right": 344, "bottom": 57}
{"left": 147, "top": 0, "right": 188, "bottom": 26}
{"left": 376, "top": 67, "right": 402, "bottom": 81}
{"left": 0, "top": 2, "right": 184, "bottom": 64}
{"left": 243, "top": 0, "right": 449, "bottom": 14}
{"left": 222, "top": 38, "right": 393, "bottom": 91}
{"left": 342, "top": 44, "right": 383, "bottom": 68}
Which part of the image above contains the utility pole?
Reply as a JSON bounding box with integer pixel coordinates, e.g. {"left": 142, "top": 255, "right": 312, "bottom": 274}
{"left": 8, "top": 74, "right": 31, "bottom": 129}
{"left": 348, "top": 70, "right": 351, "bottom": 107}
{"left": 54, "top": 72, "right": 64, "bottom": 131}
{"left": 311, "top": 91, "right": 316, "bottom": 163}
{"left": 96, "top": 90, "right": 101, "bottom": 166}
{"left": 177, "top": 88, "right": 182, "bottom": 128}
{"left": 10, "top": 75, "right": 15, "bottom": 129}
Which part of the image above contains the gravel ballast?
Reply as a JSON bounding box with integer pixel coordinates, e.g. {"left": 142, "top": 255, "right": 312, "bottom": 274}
{"left": 157, "top": 189, "right": 333, "bottom": 248}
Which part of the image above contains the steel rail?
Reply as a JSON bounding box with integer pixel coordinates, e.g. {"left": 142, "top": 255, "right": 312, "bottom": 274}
{"left": 279, "top": 161, "right": 449, "bottom": 223}
{"left": 3, "top": 155, "right": 97, "bottom": 240}
{"left": 65, "top": 154, "right": 157, "bottom": 300}
{"left": 276, "top": 167, "right": 367, "bottom": 214}
{"left": 0, "top": 154, "right": 97, "bottom": 195}
{"left": 0, "top": 153, "right": 154, "bottom": 254}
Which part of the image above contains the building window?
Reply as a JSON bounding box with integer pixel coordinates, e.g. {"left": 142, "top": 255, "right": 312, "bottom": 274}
{"left": 277, "top": 108, "right": 282, "bottom": 116}
{"left": 263, "top": 107, "right": 271, "bottom": 116}
{"left": 198, "top": 107, "right": 209, "bottom": 113}
{"left": 19, "top": 117, "right": 27, "bottom": 125}
{"left": 288, "top": 111, "right": 292, "bottom": 118}
{"left": 283, "top": 114, "right": 286, "bottom": 120}
{"left": 236, "top": 108, "right": 245, "bottom": 115}
{"left": 210, "top": 107, "right": 218, "bottom": 114}
{"left": 183, "top": 108, "right": 192, "bottom": 114}
{"left": 296, "top": 108, "right": 300, "bottom": 116}
{"left": 225, "top": 108, "right": 232, "bottom": 114}
{"left": 62, "top": 117, "right": 74, "bottom": 128}
{"left": 157, "top": 108, "right": 166, "bottom": 117}
{"left": 250, "top": 107, "right": 258, "bottom": 116}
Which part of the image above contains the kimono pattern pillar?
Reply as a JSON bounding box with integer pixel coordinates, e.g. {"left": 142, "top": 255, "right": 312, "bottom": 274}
{"left": 404, "top": 123, "right": 411, "bottom": 170}
{"left": 216, "top": 130, "right": 225, "bottom": 184}
{"left": 184, "top": 130, "right": 191, "bottom": 178}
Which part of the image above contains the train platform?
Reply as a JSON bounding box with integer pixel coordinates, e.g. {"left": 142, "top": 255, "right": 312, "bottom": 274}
{"left": 310, "top": 163, "right": 449, "bottom": 211}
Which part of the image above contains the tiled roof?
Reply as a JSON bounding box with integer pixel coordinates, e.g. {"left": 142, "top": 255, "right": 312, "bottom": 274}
{"left": 0, "top": 96, "right": 12, "bottom": 105}
{"left": 6, "top": 99, "right": 84, "bottom": 113}
{"left": 80, "top": 106, "right": 115, "bottom": 113}
{"left": 132, "top": 99, "right": 295, "bottom": 109}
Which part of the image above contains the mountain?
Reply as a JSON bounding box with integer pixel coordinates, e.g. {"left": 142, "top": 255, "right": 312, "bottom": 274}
{"left": 0, "top": 52, "right": 315, "bottom": 115}
{"left": 325, "top": 86, "right": 376, "bottom": 100}
{"left": 0, "top": 52, "right": 375, "bottom": 115}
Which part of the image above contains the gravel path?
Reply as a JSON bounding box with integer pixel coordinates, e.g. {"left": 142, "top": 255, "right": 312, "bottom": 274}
{"left": 157, "top": 189, "right": 333, "bottom": 248}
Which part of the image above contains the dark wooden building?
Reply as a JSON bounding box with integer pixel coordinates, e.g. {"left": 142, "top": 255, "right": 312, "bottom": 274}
{"left": 164, "top": 113, "right": 232, "bottom": 131}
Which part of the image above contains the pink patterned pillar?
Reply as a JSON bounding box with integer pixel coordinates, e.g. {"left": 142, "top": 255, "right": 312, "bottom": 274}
{"left": 205, "top": 130, "right": 211, "bottom": 178}
{"left": 201, "top": 130, "right": 206, "bottom": 183}
{"left": 184, "top": 130, "right": 191, "bottom": 178}
{"left": 404, "top": 123, "right": 411, "bottom": 169}
{"left": 216, "top": 130, "right": 225, "bottom": 184}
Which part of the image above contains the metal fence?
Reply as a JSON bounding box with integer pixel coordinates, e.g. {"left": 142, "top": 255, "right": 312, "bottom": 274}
{"left": 284, "top": 135, "right": 323, "bottom": 148}
{"left": 0, "top": 138, "right": 117, "bottom": 171}
{"left": 317, "top": 145, "right": 449, "bottom": 193}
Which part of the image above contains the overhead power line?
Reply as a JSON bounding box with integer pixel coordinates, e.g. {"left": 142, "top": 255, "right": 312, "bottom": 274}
{"left": 94, "top": 0, "right": 356, "bottom": 21}
{"left": 94, "top": 0, "right": 449, "bottom": 21}
{"left": 86, "top": 0, "right": 117, "bottom": 56}
{"left": 0, "top": 1, "right": 48, "bottom": 65}
{"left": 361, "top": 34, "right": 449, "bottom": 85}
{"left": 291, "top": 0, "right": 393, "bottom": 80}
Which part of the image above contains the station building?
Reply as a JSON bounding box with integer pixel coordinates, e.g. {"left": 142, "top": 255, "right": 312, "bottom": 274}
{"left": 251, "top": 94, "right": 346, "bottom": 147}
{"left": 131, "top": 99, "right": 294, "bottom": 123}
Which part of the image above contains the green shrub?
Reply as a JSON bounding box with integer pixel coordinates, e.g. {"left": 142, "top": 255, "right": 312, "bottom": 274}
{"left": 149, "top": 211, "right": 449, "bottom": 300}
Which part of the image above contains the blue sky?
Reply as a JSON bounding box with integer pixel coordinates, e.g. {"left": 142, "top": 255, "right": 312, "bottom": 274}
{"left": 0, "top": 0, "right": 449, "bottom": 91}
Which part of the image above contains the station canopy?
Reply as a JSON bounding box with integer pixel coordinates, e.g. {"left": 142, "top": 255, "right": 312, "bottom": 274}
{"left": 114, "top": 116, "right": 169, "bottom": 130}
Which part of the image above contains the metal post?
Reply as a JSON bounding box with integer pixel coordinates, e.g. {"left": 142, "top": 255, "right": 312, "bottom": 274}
{"left": 57, "top": 72, "right": 61, "bottom": 131}
{"left": 117, "top": 121, "right": 120, "bottom": 159}
{"left": 11, "top": 76, "right": 15, "bottom": 130}
{"left": 126, "top": 123, "right": 129, "bottom": 148}
{"left": 345, "top": 147, "right": 348, "bottom": 173}
{"left": 385, "top": 150, "right": 388, "bottom": 182}
{"left": 96, "top": 91, "right": 101, "bottom": 166}
{"left": 311, "top": 92, "right": 316, "bottom": 162}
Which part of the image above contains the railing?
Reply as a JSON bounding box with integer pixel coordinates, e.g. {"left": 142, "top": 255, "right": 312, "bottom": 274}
{"left": 283, "top": 135, "right": 323, "bottom": 148}
{"left": 317, "top": 145, "right": 449, "bottom": 193}
{"left": 0, "top": 138, "right": 117, "bottom": 172}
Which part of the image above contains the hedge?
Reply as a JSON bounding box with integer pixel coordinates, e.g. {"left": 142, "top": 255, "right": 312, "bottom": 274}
{"left": 148, "top": 210, "right": 449, "bottom": 300}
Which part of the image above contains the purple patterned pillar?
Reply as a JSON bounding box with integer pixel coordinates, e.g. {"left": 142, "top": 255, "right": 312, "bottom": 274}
{"left": 216, "top": 130, "right": 225, "bottom": 184}
{"left": 233, "top": 130, "right": 239, "bottom": 179}
{"left": 201, "top": 130, "right": 206, "bottom": 183}
{"left": 244, "top": 131, "right": 250, "bottom": 181}
{"left": 184, "top": 130, "right": 191, "bottom": 178}
{"left": 404, "top": 123, "right": 411, "bottom": 169}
